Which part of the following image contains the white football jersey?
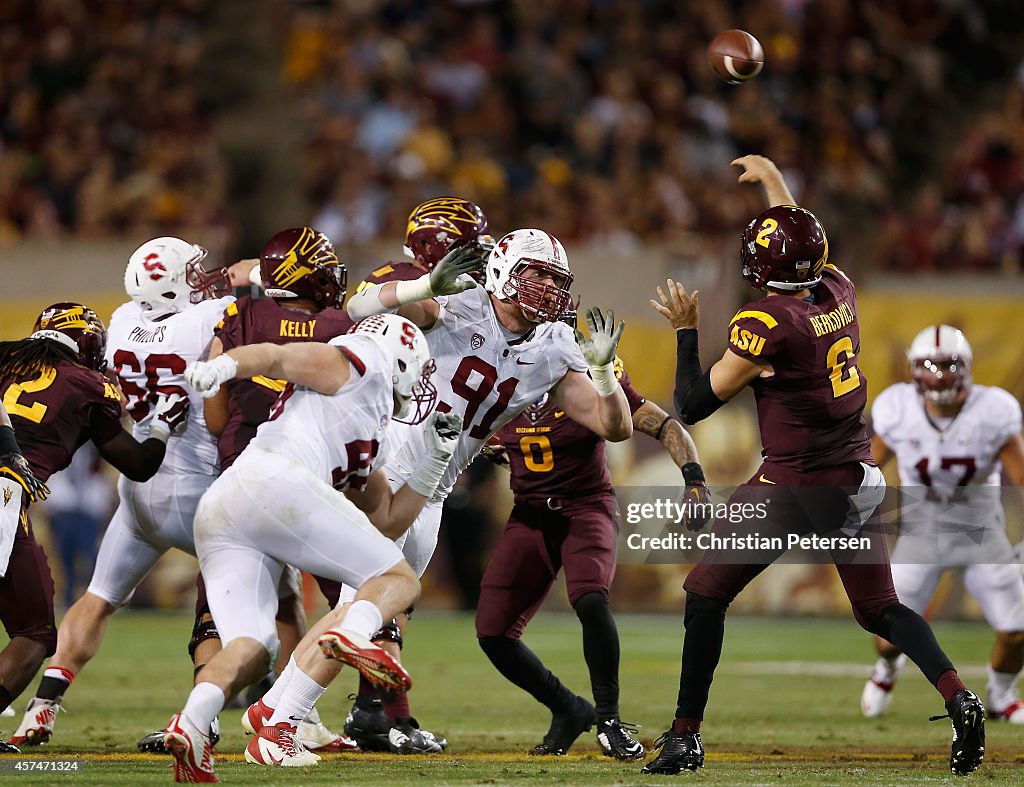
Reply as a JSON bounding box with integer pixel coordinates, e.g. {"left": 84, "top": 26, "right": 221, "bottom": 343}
{"left": 873, "top": 382, "right": 1022, "bottom": 528}
{"left": 107, "top": 296, "right": 234, "bottom": 475}
{"left": 249, "top": 334, "right": 394, "bottom": 491}
{"left": 385, "top": 286, "right": 588, "bottom": 500}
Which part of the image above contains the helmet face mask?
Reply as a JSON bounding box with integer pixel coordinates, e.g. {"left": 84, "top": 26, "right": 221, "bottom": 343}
{"left": 125, "top": 237, "right": 224, "bottom": 316}
{"left": 908, "top": 325, "right": 973, "bottom": 407}
{"left": 739, "top": 205, "right": 828, "bottom": 291}
{"left": 404, "top": 197, "right": 491, "bottom": 271}
{"left": 261, "top": 227, "right": 347, "bottom": 310}
{"left": 32, "top": 302, "right": 108, "bottom": 372}
{"left": 349, "top": 314, "right": 437, "bottom": 425}
{"left": 485, "top": 229, "right": 574, "bottom": 323}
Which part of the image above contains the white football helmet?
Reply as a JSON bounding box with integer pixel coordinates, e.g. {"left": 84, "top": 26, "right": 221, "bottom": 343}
{"left": 349, "top": 314, "right": 437, "bottom": 424}
{"left": 907, "top": 325, "right": 972, "bottom": 405}
{"left": 124, "top": 237, "right": 228, "bottom": 316}
{"left": 484, "top": 229, "right": 574, "bottom": 323}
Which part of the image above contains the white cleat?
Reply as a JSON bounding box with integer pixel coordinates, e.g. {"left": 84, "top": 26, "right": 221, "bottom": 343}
{"left": 8, "top": 698, "right": 60, "bottom": 747}
{"left": 163, "top": 711, "right": 219, "bottom": 783}
{"left": 861, "top": 678, "right": 894, "bottom": 718}
{"left": 988, "top": 697, "right": 1024, "bottom": 724}
{"left": 297, "top": 718, "right": 360, "bottom": 752}
{"left": 244, "top": 722, "right": 321, "bottom": 767}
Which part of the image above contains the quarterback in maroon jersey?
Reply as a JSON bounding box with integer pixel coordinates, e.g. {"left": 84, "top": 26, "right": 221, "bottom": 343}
{"left": 641, "top": 156, "right": 986, "bottom": 779}
{"left": 153, "top": 227, "right": 355, "bottom": 756}
{"left": 0, "top": 303, "right": 184, "bottom": 750}
{"left": 477, "top": 344, "right": 708, "bottom": 760}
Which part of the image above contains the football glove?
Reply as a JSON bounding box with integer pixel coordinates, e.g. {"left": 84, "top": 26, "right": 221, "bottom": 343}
{"left": 408, "top": 412, "right": 464, "bottom": 498}
{"left": 576, "top": 307, "right": 626, "bottom": 396}
{"left": 0, "top": 453, "right": 49, "bottom": 503}
{"left": 428, "top": 245, "right": 485, "bottom": 296}
{"left": 149, "top": 393, "right": 190, "bottom": 442}
{"left": 185, "top": 354, "right": 238, "bottom": 398}
{"left": 680, "top": 463, "right": 712, "bottom": 532}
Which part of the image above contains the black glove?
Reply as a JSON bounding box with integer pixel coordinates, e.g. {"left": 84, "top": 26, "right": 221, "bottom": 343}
{"left": 680, "top": 462, "right": 712, "bottom": 532}
{"left": 0, "top": 449, "right": 49, "bottom": 504}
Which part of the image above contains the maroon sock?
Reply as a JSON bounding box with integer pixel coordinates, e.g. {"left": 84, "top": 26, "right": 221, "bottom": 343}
{"left": 382, "top": 689, "right": 411, "bottom": 721}
{"left": 357, "top": 674, "right": 379, "bottom": 705}
{"left": 672, "top": 717, "right": 701, "bottom": 734}
{"left": 936, "top": 669, "right": 966, "bottom": 702}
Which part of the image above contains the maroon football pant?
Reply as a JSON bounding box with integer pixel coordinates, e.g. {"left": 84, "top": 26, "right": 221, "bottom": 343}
{"left": 476, "top": 494, "right": 619, "bottom": 640}
{"left": 0, "top": 516, "right": 57, "bottom": 654}
{"left": 683, "top": 461, "right": 898, "bottom": 624}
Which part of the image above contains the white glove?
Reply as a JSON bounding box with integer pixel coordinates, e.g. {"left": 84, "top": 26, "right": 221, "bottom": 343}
{"left": 407, "top": 412, "right": 463, "bottom": 498}
{"left": 185, "top": 354, "right": 238, "bottom": 398}
{"left": 576, "top": 307, "right": 626, "bottom": 396}
{"left": 149, "top": 393, "right": 190, "bottom": 443}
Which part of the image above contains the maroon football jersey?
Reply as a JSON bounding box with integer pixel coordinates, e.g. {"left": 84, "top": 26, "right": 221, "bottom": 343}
{"left": 353, "top": 260, "right": 425, "bottom": 294}
{"left": 215, "top": 296, "right": 353, "bottom": 470}
{"left": 727, "top": 265, "right": 872, "bottom": 470}
{"left": 0, "top": 361, "right": 123, "bottom": 481}
{"left": 496, "top": 361, "right": 646, "bottom": 504}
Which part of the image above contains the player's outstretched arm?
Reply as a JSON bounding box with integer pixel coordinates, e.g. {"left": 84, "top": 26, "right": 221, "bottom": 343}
{"left": 346, "top": 245, "right": 484, "bottom": 328}
{"left": 92, "top": 394, "right": 188, "bottom": 482}
{"left": 999, "top": 432, "right": 1024, "bottom": 486}
{"left": 186, "top": 342, "right": 351, "bottom": 397}
{"left": 732, "top": 155, "right": 797, "bottom": 207}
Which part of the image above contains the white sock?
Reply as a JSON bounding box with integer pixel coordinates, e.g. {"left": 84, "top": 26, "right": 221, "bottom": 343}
{"left": 304, "top": 705, "right": 323, "bottom": 726}
{"left": 340, "top": 599, "right": 384, "bottom": 640}
{"left": 986, "top": 664, "right": 1020, "bottom": 709}
{"left": 182, "top": 682, "right": 225, "bottom": 734}
{"left": 267, "top": 667, "right": 326, "bottom": 727}
{"left": 872, "top": 654, "right": 905, "bottom": 683}
{"left": 262, "top": 657, "right": 297, "bottom": 710}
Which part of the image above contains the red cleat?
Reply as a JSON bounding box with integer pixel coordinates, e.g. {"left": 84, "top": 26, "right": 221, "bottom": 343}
{"left": 164, "top": 712, "right": 219, "bottom": 783}
{"left": 318, "top": 629, "right": 412, "bottom": 693}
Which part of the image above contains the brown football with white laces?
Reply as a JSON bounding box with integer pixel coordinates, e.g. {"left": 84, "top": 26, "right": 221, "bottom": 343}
{"left": 708, "top": 29, "right": 764, "bottom": 84}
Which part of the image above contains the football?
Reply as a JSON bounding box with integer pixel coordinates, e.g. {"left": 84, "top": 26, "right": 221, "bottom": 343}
{"left": 708, "top": 29, "right": 765, "bottom": 84}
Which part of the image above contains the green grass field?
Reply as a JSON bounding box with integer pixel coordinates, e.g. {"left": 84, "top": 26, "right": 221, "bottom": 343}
{"left": 3, "top": 611, "right": 1023, "bottom": 784}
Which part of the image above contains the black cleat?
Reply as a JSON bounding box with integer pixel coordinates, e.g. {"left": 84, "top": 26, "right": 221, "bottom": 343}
{"left": 597, "top": 718, "right": 645, "bottom": 760}
{"left": 138, "top": 716, "right": 220, "bottom": 754}
{"left": 930, "top": 689, "right": 985, "bottom": 776}
{"left": 344, "top": 697, "right": 391, "bottom": 752}
{"left": 0, "top": 740, "right": 20, "bottom": 754}
{"left": 530, "top": 695, "right": 597, "bottom": 756}
{"left": 641, "top": 728, "right": 705, "bottom": 774}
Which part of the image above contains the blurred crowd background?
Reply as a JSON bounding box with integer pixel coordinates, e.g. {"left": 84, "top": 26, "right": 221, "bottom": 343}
{"left": 1, "top": 0, "right": 1023, "bottom": 618}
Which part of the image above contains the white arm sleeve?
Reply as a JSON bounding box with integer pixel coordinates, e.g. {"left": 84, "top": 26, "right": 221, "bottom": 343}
{"left": 346, "top": 283, "right": 400, "bottom": 320}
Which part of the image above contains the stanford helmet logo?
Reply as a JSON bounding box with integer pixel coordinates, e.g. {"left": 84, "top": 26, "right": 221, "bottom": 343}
{"left": 142, "top": 253, "right": 166, "bottom": 281}
{"left": 471, "top": 333, "right": 485, "bottom": 350}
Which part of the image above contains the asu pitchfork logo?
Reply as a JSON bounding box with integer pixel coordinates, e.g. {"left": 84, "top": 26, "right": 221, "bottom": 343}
{"left": 3, "top": 487, "right": 12, "bottom": 507}
{"left": 407, "top": 197, "right": 478, "bottom": 238}
{"left": 273, "top": 228, "right": 335, "bottom": 289}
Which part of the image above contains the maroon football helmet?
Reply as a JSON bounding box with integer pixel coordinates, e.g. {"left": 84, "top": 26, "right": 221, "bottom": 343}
{"left": 739, "top": 205, "right": 829, "bottom": 291}
{"left": 31, "top": 302, "right": 108, "bottom": 372}
{"left": 260, "top": 227, "right": 347, "bottom": 309}
{"left": 404, "top": 197, "right": 493, "bottom": 271}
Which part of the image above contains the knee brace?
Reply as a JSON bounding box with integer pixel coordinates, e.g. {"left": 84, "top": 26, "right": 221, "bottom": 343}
{"left": 371, "top": 619, "right": 403, "bottom": 649}
{"left": 188, "top": 615, "right": 221, "bottom": 660}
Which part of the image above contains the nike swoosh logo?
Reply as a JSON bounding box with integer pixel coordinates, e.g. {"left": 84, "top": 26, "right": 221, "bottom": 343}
{"left": 288, "top": 715, "right": 304, "bottom": 722}
{"left": 553, "top": 411, "right": 566, "bottom": 418}
{"left": 758, "top": 474, "right": 775, "bottom": 485}
{"left": 259, "top": 738, "right": 284, "bottom": 764}
{"left": 515, "top": 358, "right": 535, "bottom": 365}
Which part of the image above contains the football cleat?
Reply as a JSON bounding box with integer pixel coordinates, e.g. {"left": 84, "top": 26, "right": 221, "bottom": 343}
{"left": 529, "top": 695, "right": 596, "bottom": 755}
{"left": 138, "top": 717, "right": 219, "bottom": 754}
{"left": 8, "top": 698, "right": 60, "bottom": 746}
{"left": 318, "top": 629, "right": 412, "bottom": 693}
{"left": 987, "top": 697, "right": 1024, "bottom": 724}
{"left": 597, "top": 718, "right": 645, "bottom": 760}
{"left": 0, "top": 740, "right": 20, "bottom": 754}
{"left": 388, "top": 717, "right": 447, "bottom": 755}
{"left": 640, "top": 728, "right": 705, "bottom": 774}
{"left": 297, "top": 717, "right": 359, "bottom": 752}
{"left": 344, "top": 697, "right": 391, "bottom": 752}
{"left": 163, "top": 711, "right": 219, "bottom": 783}
{"left": 241, "top": 699, "right": 273, "bottom": 736}
{"left": 244, "top": 722, "right": 321, "bottom": 767}
{"left": 861, "top": 678, "right": 895, "bottom": 718}
{"left": 930, "top": 689, "right": 985, "bottom": 776}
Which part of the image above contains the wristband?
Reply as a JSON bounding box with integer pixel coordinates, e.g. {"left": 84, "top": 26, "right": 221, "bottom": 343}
{"left": 590, "top": 362, "right": 618, "bottom": 397}
{"left": 681, "top": 462, "right": 706, "bottom": 485}
{"left": 149, "top": 420, "right": 171, "bottom": 444}
{"left": 0, "top": 426, "right": 21, "bottom": 456}
{"left": 394, "top": 275, "right": 434, "bottom": 306}
{"left": 249, "top": 263, "right": 262, "bottom": 288}
{"left": 407, "top": 451, "right": 450, "bottom": 498}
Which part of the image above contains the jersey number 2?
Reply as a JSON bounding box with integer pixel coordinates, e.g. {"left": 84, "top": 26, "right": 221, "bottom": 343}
{"left": 826, "top": 336, "right": 861, "bottom": 398}
{"left": 2, "top": 367, "right": 57, "bottom": 424}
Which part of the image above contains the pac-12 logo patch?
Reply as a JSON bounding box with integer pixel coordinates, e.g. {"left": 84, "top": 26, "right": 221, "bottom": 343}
{"left": 471, "top": 333, "right": 485, "bottom": 350}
